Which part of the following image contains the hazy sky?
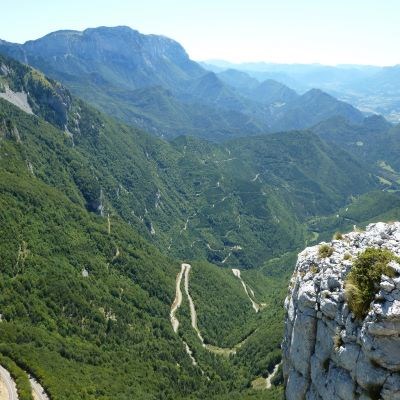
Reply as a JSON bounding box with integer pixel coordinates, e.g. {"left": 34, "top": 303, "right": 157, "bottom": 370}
{"left": 1, "top": 0, "right": 399, "bottom": 66}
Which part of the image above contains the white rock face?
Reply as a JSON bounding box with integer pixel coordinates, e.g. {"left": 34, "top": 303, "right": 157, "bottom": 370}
{"left": 283, "top": 222, "right": 400, "bottom": 400}
{"left": 0, "top": 84, "right": 33, "bottom": 114}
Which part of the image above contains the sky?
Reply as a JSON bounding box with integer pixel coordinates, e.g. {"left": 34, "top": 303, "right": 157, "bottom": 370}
{"left": 1, "top": 0, "right": 399, "bottom": 66}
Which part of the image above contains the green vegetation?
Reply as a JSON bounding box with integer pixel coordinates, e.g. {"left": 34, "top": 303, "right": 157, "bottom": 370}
{"left": 0, "top": 54, "right": 71, "bottom": 129}
{"left": 232, "top": 253, "right": 296, "bottom": 378}
{"left": 0, "top": 55, "right": 294, "bottom": 399}
{"left": 0, "top": 355, "right": 33, "bottom": 400}
{"left": 333, "top": 332, "right": 343, "bottom": 350}
{"left": 0, "top": 51, "right": 382, "bottom": 270}
{"left": 343, "top": 252, "right": 352, "bottom": 261}
{"left": 0, "top": 51, "right": 399, "bottom": 400}
{"left": 189, "top": 261, "right": 257, "bottom": 347}
{"left": 308, "top": 191, "right": 400, "bottom": 243}
{"left": 345, "top": 248, "right": 400, "bottom": 319}
{"left": 318, "top": 244, "right": 333, "bottom": 258}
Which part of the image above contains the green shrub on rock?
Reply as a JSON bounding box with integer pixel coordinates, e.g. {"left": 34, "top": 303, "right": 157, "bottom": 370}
{"left": 345, "top": 248, "right": 399, "bottom": 319}
{"left": 318, "top": 244, "right": 333, "bottom": 258}
{"left": 333, "top": 232, "right": 343, "bottom": 240}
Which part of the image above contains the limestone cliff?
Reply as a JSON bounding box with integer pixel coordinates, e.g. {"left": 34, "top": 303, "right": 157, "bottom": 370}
{"left": 283, "top": 222, "right": 400, "bottom": 400}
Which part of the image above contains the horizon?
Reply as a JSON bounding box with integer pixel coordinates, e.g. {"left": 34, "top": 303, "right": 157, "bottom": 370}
{"left": 201, "top": 58, "right": 396, "bottom": 68}
{"left": 1, "top": 0, "right": 400, "bottom": 67}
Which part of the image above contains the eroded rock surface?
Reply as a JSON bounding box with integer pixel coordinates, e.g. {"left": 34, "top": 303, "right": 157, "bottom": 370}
{"left": 283, "top": 222, "right": 400, "bottom": 400}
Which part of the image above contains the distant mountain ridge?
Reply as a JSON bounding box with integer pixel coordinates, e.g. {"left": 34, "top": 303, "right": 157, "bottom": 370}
{"left": 2, "top": 26, "right": 204, "bottom": 90}
{"left": 271, "top": 88, "right": 364, "bottom": 131}
{"left": 0, "top": 26, "right": 370, "bottom": 140}
{"left": 310, "top": 113, "right": 400, "bottom": 187}
{"left": 203, "top": 59, "right": 400, "bottom": 123}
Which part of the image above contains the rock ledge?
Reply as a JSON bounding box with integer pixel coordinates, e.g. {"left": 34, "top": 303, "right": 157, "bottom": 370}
{"left": 283, "top": 222, "right": 400, "bottom": 400}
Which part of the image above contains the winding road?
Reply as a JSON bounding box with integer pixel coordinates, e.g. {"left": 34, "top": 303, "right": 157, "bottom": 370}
{"left": 251, "top": 173, "right": 260, "bottom": 182}
{"left": 265, "top": 362, "right": 281, "bottom": 389}
{"left": 183, "top": 264, "right": 205, "bottom": 344}
{"left": 232, "top": 269, "right": 260, "bottom": 312}
{"left": 0, "top": 365, "right": 50, "bottom": 400}
{"left": 170, "top": 263, "right": 186, "bottom": 333}
{"left": 170, "top": 264, "right": 204, "bottom": 368}
{"left": 0, "top": 365, "right": 18, "bottom": 400}
{"left": 170, "top": 263, "right": 254, "bottom": 357}
{"left": 251, "top": 361, "right": 281, "bottom": 390}
{"left": 30, "top": 376, "right": 49, "bottom": 400}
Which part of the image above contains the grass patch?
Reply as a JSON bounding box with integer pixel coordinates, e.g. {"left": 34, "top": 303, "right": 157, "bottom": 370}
{"left": 318, "top": 244, "right": 333, "bottom": 258}
{"left": 345, "top": 248, "right": 400, "bottom": 319}
{"left": 343, "top": 252, "right": 352, "bottom": 261}
{"left": 310, "top": 263, "right": 319, "bottom": 274}
{"left": 333, "top": 332, "right": 343, "bottom": 350}
{"left": 333, "top": 232, "right": 343, "bottom": 240}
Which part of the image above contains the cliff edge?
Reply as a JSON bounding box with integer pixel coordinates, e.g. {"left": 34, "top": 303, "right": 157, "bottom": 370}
{"left": 283, "top": 222, "right": 400, "bottom": 400}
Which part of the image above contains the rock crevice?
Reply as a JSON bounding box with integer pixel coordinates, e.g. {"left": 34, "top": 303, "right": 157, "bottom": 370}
{"left": 283, "top": 222, "right": 400, "bottom": 400}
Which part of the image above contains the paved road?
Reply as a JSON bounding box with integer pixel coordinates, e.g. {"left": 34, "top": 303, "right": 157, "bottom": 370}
{"left": 183, "top": 263, "right": 205, "bottom": 344}
{"left": 266, "top": 362, "right": 281, "bottom": 389}
{"left": 0, "top": 365, "right": 18, "bottom": 400}
{"left": 251, "top": 173, "right": 260, "bottom": 182}
{"left": 183, "top": 264, "right": 245, "bottom": 356}
{"left": 170, "top": 263, "right": 186, "bottom": 333}
{"left": 232, "top": 269, "right": 260, "bottom": 312}
{"left": 29, "top": 376, "right": 50, "bottom": 400}
{"left": 171, "top": 263, "right": 256, "bottom": 359}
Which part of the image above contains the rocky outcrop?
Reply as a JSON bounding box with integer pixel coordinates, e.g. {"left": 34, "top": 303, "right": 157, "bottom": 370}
{"left": 283, "top": 222, "right": 400, "bottom": 400}
{"left": 0, "top": 53, "right": 72, "bottom": 129}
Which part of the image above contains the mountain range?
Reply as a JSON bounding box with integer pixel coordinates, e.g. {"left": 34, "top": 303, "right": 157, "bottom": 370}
{"left": 0, "top": 26, "right": 369, "bottom": 140}
{"left": 0, "top": 26, "right": 399, "bottom": 400}
{"left": 203, "top": 59, "right": 400, "bottom": 123}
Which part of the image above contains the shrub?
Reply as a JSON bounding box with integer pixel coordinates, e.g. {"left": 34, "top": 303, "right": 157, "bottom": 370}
{"left": 343, "top": 252, "right": 352, "bottom": 260}
{"left": 333, "top": 232, "right": 343, "bottom": 240}
{"left": 310, "top": 264, "right": 319, "bottom": 274}
{"left": 318, "top": 244, "right": 333, "bottom": 258}
{"left": 345, "top": 248, "right": 399, "bottom": 319}
{"left": 333, "top": 332, "right": 343, "bottom": 350}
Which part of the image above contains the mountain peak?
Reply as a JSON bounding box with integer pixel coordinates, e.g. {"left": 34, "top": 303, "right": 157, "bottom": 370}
{"left": 363, "top": 113, "right": 391, "bottom": 130}
{"left": 84, "top": 25, "right": 138, "bottom": 34}
{"left": 0, "top": 26, "right": 205, "bottom": 92}
{"left": 302, "top": 88, "right": 331, "bottom": 99}
{"left": 199, "top": 71, "right": 222, "bottom": 85}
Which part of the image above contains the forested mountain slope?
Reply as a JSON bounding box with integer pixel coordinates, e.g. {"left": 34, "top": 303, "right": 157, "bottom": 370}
{"left": 0, "top": 53, "right": 378, "bottom": 268}
{"left": 0, "top": 49, "right": 399, "bottom": 400}
{"left": 311, "top": 115, "right": 400, "bottom": 191}
{"left": 0, "top": 58, "right": 286, "bottom": 399}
